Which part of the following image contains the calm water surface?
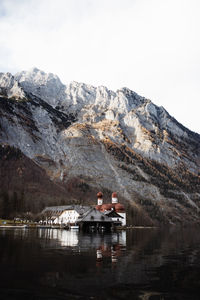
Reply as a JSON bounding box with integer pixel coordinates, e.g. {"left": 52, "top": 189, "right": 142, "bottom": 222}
{"left": 0, "top": 227, "right": 200, "bottom": 299}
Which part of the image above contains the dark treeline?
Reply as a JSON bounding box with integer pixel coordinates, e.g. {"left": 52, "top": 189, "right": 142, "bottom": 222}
{"left": 0, "top": 190, "right": 34, "bottom": 219}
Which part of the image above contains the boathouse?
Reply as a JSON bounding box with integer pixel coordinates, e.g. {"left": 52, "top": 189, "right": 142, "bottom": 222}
{"left": 77, "top": 207, "right": 113, "bottom": 231}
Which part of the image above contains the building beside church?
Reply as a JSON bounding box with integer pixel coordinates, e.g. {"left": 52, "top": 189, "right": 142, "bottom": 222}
{"left": 42, "top": 205, "right": 90, "bottom": 225}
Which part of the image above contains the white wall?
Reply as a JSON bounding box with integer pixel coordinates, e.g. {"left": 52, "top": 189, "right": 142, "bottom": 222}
{"left": 117, "top": 212, "right": 126, "bottom": 226}
{"left": 54, "top": 210, "right": 79, "bottom": 224}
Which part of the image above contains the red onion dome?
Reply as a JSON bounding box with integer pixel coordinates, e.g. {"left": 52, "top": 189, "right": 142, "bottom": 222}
{"left": 115, "top": 203, "right": 125, "bottom": 212}
{"left": 112, "top": 192, "right": 118, "bottom": 198}
{"left": 97, "top": 192, "right": 103, "bottom": 198}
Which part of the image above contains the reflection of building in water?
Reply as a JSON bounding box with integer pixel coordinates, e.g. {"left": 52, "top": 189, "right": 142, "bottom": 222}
{"left": 95, "top": 231, "right": 126, "bottom": 266}
{"left": 112, "top": 230, "right": 126, "bottom": 246}
{"left": 96, "top": 249, "right": 103, "bottom": 262}
{"left": 37, "top": 228, "right": 126, "bottom": 267}
{"left": 38, "top": 229, "right": 78, "bottom": 247}
{"left": 111, "top": 246, "right": 117, "bottom": 263}
{"left": 37, "top": 229, "right": 126, "bottom": 251}
{"left": 93, "top": 231, "right": 126, "bottom": 266}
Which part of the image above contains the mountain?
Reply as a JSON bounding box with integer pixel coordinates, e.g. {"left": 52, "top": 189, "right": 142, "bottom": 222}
{"left": 0, "top": 68, "right": 200, "bottom": 225}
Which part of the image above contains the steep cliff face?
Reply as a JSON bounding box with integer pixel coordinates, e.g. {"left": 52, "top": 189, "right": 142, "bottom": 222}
{"left": 0, "top": 69, "right": 200, "bottom": 225}
{"left": 15, "top": 68, "right": 200, "bottom": 172}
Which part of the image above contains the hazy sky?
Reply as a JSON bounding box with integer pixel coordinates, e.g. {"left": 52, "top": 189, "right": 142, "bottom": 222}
{"left": 0, "top": 0, "right": 199, "bottom": 133}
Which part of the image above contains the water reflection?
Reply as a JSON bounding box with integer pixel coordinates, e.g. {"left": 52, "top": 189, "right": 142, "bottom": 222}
{"left": 38, "top": 228, "right": 126, "bottom": 250}
{"left": 38, "top": 228, "right": 79, "bottom": 247}
{"left": 0, "top": 227, "right": 29, "bottom": 239}
{"left": 0, "top": 227, "right": 200, "bottom": 299}
{"left": 37, "top": 228, "right": 126, "bottom": 267}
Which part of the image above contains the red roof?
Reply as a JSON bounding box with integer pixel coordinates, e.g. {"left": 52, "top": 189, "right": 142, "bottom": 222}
{"left": 100, "top": 204, "right": 111, "bottom": 211}
{"left": 95, "top": 205, "right": 102, "bottom": 210}
{"left": 115, "top": 203, "right": 125, "bottom": 212}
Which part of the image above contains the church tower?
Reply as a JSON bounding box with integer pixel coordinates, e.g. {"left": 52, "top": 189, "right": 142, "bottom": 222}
{"left": 97, "top": 192, "right": 103, "bottom": 205}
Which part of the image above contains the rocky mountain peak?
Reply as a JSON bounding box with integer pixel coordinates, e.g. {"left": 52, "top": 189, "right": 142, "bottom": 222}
{"left": 15, "top": 67, "right": 62, "bottom": 85}
{"left": 117, "top": 87, "right": 147, "bottom": 107}
{"left": 0, "top": 72, "right": 26, "bottom": 99}
{"left": 14, "top": 68, "right": 149, "bottom": 114}
{"left": 15, "top": 68, "right": 65, "bottom": 107}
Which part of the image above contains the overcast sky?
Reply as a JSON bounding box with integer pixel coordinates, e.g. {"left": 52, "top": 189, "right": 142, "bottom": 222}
{"left": 0, "top": 0, "right": 199, "bottom": 133}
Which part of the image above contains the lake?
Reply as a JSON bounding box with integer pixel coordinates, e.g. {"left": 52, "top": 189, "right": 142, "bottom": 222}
{"left": 0, "top": 227, "right": 200, "bottom": 299}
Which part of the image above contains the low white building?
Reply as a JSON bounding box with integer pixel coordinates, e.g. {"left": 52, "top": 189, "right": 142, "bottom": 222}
{"left": 42, "top": 205, "right": 90, "bottom": 225}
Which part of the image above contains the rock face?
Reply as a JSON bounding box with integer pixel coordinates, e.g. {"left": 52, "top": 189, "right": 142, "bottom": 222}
{"left": 0, "top": 68, "right": 200, "bottom": 225}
